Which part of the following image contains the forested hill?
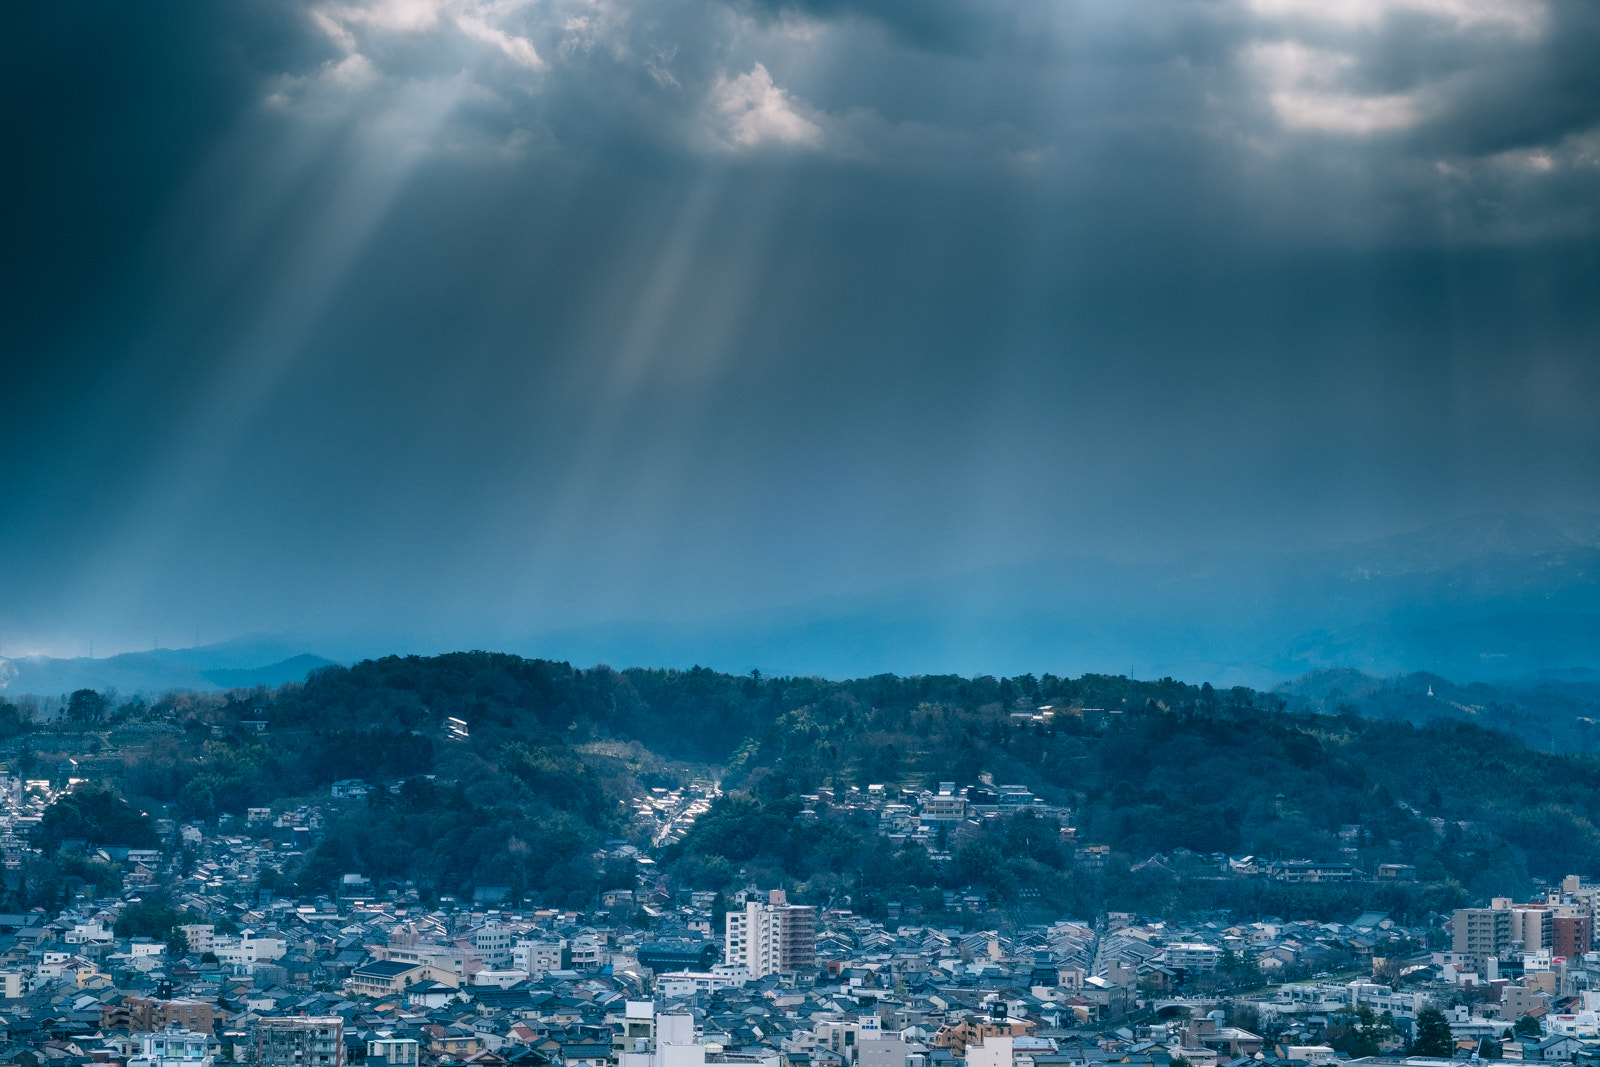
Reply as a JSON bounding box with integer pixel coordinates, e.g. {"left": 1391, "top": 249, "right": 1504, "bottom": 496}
{"left": 13, "top": 652, "right": 1600, "bottom": 917}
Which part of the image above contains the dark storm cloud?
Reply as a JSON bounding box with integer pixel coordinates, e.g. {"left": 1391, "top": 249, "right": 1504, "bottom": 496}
{"left": 2, "top": 0, "right": 1598, "bottom": 663}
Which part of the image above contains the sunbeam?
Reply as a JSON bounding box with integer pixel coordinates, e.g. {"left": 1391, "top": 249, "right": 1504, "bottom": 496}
{"left": 3, "top": 0, "right": 1598, "bottom": 677}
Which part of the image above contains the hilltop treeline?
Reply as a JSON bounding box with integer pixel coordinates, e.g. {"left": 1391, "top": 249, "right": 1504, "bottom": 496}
{"left": 19, "top": 652, "right": 1600, "bottom": 919}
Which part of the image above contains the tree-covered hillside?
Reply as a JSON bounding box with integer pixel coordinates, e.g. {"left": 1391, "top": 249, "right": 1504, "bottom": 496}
{"left": 12, "top": 652, "right": 1600, "bottom": 919}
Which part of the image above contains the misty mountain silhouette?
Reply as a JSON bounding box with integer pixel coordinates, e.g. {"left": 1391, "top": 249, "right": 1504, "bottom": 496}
{"left": 2, "top": 512, "right": 1596, "bottom": 694}
{"left": 519, "top": 511, "right": 1600, "bottom": 685}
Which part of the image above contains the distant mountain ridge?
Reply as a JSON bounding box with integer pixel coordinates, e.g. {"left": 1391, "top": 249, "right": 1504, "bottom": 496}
{"left": 201, "top": 653, "right": 339, "bottom": 689}
{"left": 3, "top": 512, "right": 1598, "bottom": 693}
{"left": 1272, "top": 666, "right": 1600, "bottom": 753}
{"left": 514, "top": 511, "right": 1600, "bottom": 685}
{"left": 0, "top": 639, "right": 337, "bottom": 698}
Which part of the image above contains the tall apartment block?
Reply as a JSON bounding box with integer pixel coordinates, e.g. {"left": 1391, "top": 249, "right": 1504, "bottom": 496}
{"left": 1508, "top": 905, "right": 1553, "bottom": 951}
{"left": 1554, "top": 914, "right": 1593, "bottom": 958}
{"left": 725, "top": 889, "right": 817, "bottom": 977}
{"left": 1453, "top": 907, "right": 1512, "bottom": 965}
{"left": 258, "top": 1017, "right": 344, "bottom": 1067}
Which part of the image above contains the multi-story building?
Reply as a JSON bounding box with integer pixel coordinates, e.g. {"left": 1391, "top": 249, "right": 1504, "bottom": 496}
{"left": 858, "top": 1038, "right": 910, "bottom": 1067}
{"left": 815, "top": 1016, "right": 883, "bottom": 1061}
{"left": 1163, "top": 944, "right": 1222, "bottom": 974}
{"left": 1555, "top": 914, "right": 1593, "bottom": 958}
{"left": 370, "top": 943, "right": 475, "bottom": 978}
{"left": 932, "top": 1018, "right": 1035, "bottom": 1057}
{"left": 1453, "top": 907, "right": 1513, "bottom": 965}
{"left": 1508, "top": 905, "right": 1553, "bottom": 952}
{"left": 347, "top": 960, "right": 430, "bottom": 997}
{"left": 128, "top": 1026, "right": 213, "bottom": 1067}
{"left": 65, "top": 919, "right": 113, "bottom": 944}
{"left": 258, "top": 1017, "right": 344, "bottom": 1067}
{"left": 1504, "top": 987, "right": 1553, "bottom": 1019}
{"left": 367, "top": 1038, "right": 419, "bottom": 1067}
{"left": 213, "top": 933, "right": 286, "bottom": 972}
{"left": 996, "top": 785, "right": 1036, "bottom": 809}
{"left": 472, "top": 921, "right": 513, "bottom": 967}
{"left": 920, "top": 784, "right": 967, "bottom": 823}
{"left": 725, "top": 889, "right": 816, "bottom": 978}
{"left": 618, "top": 1014, "right": 765, "bottom": 1067}
{"left": 655, "top": 967, "right": 751, "bottom": 997}
{"left": 178, "top": 925, "right": 215, "bottom": 954}
{"left": 103, "top": 998, "right": 218, "bottom": 1036}
{"left": 569, "top": 936, "right": 606, "bottom": 969}
{"left": 513, "top": 938, "right": 569, "bottom": 973}
{"left": 637, "top": 939, "right": 720, "bottom": 973}
{"left": 1268, "top": 860, "right": 1363, "bottom": 884}
{"left": 608, "top": 1001, "right": 657, "bottom": 1060}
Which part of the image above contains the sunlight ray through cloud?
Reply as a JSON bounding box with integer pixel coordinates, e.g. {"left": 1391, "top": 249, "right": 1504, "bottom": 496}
{"left": 5, "top": 0, "right": 1600, "bottom": 666}
{"left": 57, "top": 74, "right": 472, "bottom": 633}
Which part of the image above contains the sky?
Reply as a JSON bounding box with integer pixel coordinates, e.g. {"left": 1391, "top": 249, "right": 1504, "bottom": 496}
{"left": 3, "top": 0, "right": 1600, "bottom": 667}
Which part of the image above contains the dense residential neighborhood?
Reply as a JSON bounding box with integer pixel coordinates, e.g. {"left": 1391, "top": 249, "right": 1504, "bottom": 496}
{"left": 4, "top": 790, "right": 1600, "bottom": 1067}
{"left": 8, "top": 661, "right": 1600, "bottom": 1067}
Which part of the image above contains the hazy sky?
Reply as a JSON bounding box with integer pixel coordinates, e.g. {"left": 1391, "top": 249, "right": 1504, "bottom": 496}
{"left": 4, "top": 0, "right": 1600, "bottom": 660}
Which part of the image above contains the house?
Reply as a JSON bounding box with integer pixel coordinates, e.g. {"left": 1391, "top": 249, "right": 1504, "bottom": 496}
{"left": 1525, "top": 1036, "right": 1583, "bottom": 1062}
{"left": 1375, "top": 864, "right": 1420, "bottom": 881}
{"left": 423, "top": 1027, "right": 484, "bottom": 1058}
{"left": 557, "top": 1042, "right": 610, "bottom": 1067}
{"left": 368, "top": 1038, "right": 421, "bottom": 1067}
{"left": 347, "top": 960, "right": 429, "bottom": 997}
{"left": 1267, "top": 861, "right": 1364, "bottom": 884}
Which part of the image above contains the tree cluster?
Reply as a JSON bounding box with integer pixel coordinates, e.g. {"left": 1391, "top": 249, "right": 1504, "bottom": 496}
{"left": 29, "top": 653, "right": 1600, "bottom": 914}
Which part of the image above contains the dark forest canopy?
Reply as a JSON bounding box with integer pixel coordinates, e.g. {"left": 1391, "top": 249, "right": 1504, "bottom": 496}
{"left": 22, "top": 653, "right": 1600, "bottom": 919}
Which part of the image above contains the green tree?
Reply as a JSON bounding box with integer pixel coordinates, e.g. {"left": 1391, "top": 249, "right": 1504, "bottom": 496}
{"left": 1514, "top": 1014, "right": 1542, "bottom": 1038}
{"left": 116, "top": 896, "right": 183, "bottom": 940}
{"left": 1411, "top": 1008, "right": 1454, "bottom": 1057}
{"left": 66, "top": 689, "right": 108, "bottom": 727}
{"left": 38, "top": 786, "right": 159, "bottom": 852}
{"left": 0, "top": 701, "right": 28, "bottom": 738}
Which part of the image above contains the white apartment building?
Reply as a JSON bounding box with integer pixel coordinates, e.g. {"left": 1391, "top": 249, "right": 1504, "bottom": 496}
{"left": 656, "top": 967, "right": 751, "bottom": 997}
{"left": 966, "top": 1037, "right": 1014, "bottom": 1067}
{"left": 857, "top": 1039, "right": 910, "bottom": 1067}
{"left": 368, "top": 1038, "right": 420, "bottom": 1066}
{"left": 65, "top": 920, "right": 114, "bottom": 944}
{"left": 214, "top": 934, "right": 287, "bottom": 972}
{"left": 471, "top": 969, "right": 531, "bottom": 989}
{"left": 1162, "top": 944, "right": 1221, "bottom": 973}
{"left": 725, "top": 889, "right": 816, "bottom": 978}
{"left": 372, "top": 943, "right": 476, "bottom": 977}
{"left": 513, "top": 939, "right": 568, "bottom": 973}
{"left": 128, "top": 1027, "right": 213, "bottom": 1067}
{"left": 570, "top": 937, "right": 607, "bottom": 969}
{"left": 473, "top": 922, "right": 514, "bottom": 967}
{"left": 619, "top": 1014, "right": 780, "bottom": 1067}
{"left": 179, "top": 925, "right": 216, "bottom": 953}
{"left": 814, "top": 1016, "right": 883, "bottom": 1061}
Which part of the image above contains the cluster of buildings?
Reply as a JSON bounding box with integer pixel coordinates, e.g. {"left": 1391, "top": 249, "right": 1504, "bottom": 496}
{"left": 791, "top": 782, "right": 1421, "bottom": 890}
{"left": 12, "top": 758, "right": 1600, "bottom": 1067}
{"left": 628, "top": 787, "right": 720, "bottom": 851}
{"left": 10, "top": 867, "right": 1600, "bottom": 1067}
{"left": 1447, "top": 882, "right": 1600, "bottom": 982}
